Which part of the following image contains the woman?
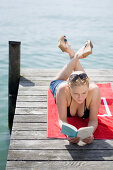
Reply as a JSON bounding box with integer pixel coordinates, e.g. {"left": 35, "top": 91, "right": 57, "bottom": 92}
{"left": 50, "top": 36, "right": 101, "bottom": 144}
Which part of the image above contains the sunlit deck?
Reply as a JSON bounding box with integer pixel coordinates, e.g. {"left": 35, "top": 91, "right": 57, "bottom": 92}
{"left": 6, "top": 69, "right": 113, "bottom": 170}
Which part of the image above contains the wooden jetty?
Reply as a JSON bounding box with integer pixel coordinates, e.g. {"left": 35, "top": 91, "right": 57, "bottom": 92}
{"left": 6, "top": 68, "right": 113, "bottom": 170}
{"left": 6, "top": 42, "right": 113, "bottom": 170}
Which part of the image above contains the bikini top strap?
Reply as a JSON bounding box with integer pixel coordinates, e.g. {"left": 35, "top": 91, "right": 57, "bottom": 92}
{"left": 84, "top": 98, "right": 87, "bottom": 110}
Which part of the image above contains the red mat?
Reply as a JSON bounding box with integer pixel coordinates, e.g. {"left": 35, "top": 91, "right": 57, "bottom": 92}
{"left": 47, "top": 83, "right": 113, "bottom": 139}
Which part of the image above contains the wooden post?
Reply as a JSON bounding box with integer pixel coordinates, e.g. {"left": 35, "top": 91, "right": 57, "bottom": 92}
{"left": 8, "top": 41, "right": 21, "bottom": 132}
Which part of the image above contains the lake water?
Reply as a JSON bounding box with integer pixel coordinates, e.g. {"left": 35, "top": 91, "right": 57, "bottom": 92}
{"left": 0, "top": 0, "right": 113, "bottom": 169}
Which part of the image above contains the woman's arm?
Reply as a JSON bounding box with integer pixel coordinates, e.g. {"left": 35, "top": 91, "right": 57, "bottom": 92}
{"left": 88, "top": 85, "right": 101, "bottom": 131}
{"left": 56, "top": 85, "right": 80, "bottom": 144}
{"left": 83, "top": 85, "right": 101, "bottom": 144}
{"left": 56, "top": 85, "right": 68, "bottom": 128}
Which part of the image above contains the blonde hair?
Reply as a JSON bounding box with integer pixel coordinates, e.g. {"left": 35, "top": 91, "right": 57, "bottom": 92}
{"left": 68, "top": 72, "right": 90, "bottom": 88}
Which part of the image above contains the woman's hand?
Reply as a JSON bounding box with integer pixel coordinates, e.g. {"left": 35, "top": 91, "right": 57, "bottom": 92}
{"left": 67, "top": 137, "right": 80, "bottom": 144}
{"left": 82, "top": 135, "right": 94, "bottom": 144}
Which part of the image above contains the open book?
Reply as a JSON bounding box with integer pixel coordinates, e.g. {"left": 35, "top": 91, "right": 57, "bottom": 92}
{"left": 61, "top": 122, "right": 94, "bottom": 139}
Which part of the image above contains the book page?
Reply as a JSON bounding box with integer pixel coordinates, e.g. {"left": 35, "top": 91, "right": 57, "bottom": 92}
{"left": 77, "top": 126, "right": 94, "bottom": 139}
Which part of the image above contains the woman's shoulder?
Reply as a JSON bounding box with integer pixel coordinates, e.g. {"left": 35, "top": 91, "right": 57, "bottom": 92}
{"left": 57, "top": 81, "right": 70, "bottom": 95}
{"left": 88, "top": 83, "right": 101, "bottom": 108}
{"left": 89, "top": 83, "right": 100, "bottom": 95}
{"left": 56, "top": 81, "right": 70, "bottom": 105}
{"left": 89, "top": 83, "right": 99, "bottom": 89}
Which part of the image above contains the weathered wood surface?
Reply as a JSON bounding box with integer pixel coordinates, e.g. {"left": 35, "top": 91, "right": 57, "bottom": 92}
{"left": 9, "top": 139, "right": 113, "bottom": 150}
{"left": 12, "top": 122, "right": 47, "bottom": 130}
{"left": 15, "top": 108, "right": 47, "bottom": 114}
{"left": 6, "top": 69, "right": 113, "bottom": 170}
{"left": 6, "top": 161, "right": 113, "bottom": 170}
{"left": 7, "top": 150, "right": 113, "bottom": 161}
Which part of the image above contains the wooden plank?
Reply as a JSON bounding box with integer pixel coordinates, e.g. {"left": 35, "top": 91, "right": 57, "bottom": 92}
{"left": 20, "top": 76, "right": 52, "bottom": 81}
{"left": 12, "top": 123, "right": 47, "bottom": 131}
{"left": 11, "top": 131, "right": 47, "bottom": 140}
{"left": 20, "top": 81, "right": 50, "bottom": 86}
{"left": 18, "top": 85, "right": 49, "bottom": 91}
{"left": 6, "top": 161, "right": 113, "bottom": 170}
{"left": 17, "top": 96, "right": 47, "bottom": 102}
{"left": 16, "top": 101, "right": 47, "bottom": 108}
{"left": 7, "top": 149, "right": 113, "bottom": 161}
{"left": 18, "top": 90, "right": 47, "bottom": 95}
{"left": 15, "top": 108, "right": 47, "bottom": 115}
{"left": 9, "top": 139, "right": 113, "bottom": 150}
{"left": 21, "top": 68, "right": 60, "bottom": 74}
{"left": 13, "top": 115, "right": 47, "bottom": 123}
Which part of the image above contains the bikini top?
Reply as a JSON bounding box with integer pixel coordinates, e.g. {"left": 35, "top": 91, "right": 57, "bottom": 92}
{"left": 67, "top": 97, "right": 89, "bottom": 119}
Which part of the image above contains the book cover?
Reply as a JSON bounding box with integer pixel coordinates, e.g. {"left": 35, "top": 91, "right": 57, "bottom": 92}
{"left": 61, "top": 122, "right": 78, "bottom": 138}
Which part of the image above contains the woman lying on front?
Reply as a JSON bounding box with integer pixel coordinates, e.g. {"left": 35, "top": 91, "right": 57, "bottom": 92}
{"left": 50, "top": 36, "right": 101, "bottom": 144}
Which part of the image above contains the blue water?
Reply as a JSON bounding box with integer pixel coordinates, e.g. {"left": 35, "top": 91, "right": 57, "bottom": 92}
{"left": 0, "top": 0, "right": 113, "bottom": 169}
